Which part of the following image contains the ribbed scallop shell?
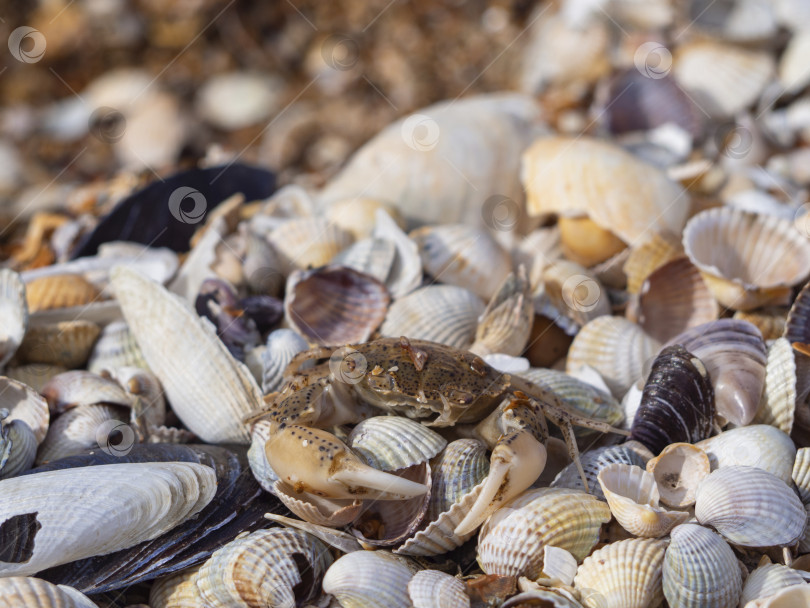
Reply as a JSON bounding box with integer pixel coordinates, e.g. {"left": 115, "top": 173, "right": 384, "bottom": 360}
{"left": 260, "top": 329, "right": 309, "bottom": 394}
{"left": 268, "top": 217, "right": 354, "bottom": 273}
{"left": 470, "top": 267, "right": 533, "bottom": 356}
{"left": 630, "top": 345, "right": 715, "bottom": 455}
{"left": 428, "top": 438, "right": 489, "bottom": 519}
{"left": 285, "top": 265, "right": 390, "bottom": 346}
{"left": 247, "top": 418, "right": 277, "bottom": 493}
{"left": 332, "top": 237, "right": 397, "bottom": 284}
{"left": 112, "top": 267, "right": 261, "bottom": 444}
{"left": 194, "top": 527, "right": 332, "bottom": 607}
{"left": 273, "top": 480, "right": 362, "bottom": 527}
{"left": 410, "top": 224, "right": 512, "bottom": 300}
{"left": 753, "top": 338, "right": 796, "bottom": 433}
{"left": 683, "top": 207, "right": 810, "bottom": 311}
{"left": 41, "top": 370, "right": 133, "bottom": 414}
{"left": 566, "top": 316, "right": 660, "bottom": 397}
{"left": 87, "top": 321, "right": 148, "bottom": 374}
{"left": 323, "top": 550, "right": 417, "bottom": 608}
{"left": 477, "top": 487, "right": 611, "bottom": 579}
{"left": 502, "top": 589, "right": 584, "bottom": 608}
{"left": 0, "top": 270, "right": 27, "bottom": 369}
{"left": 522, "top": 136, "right": 688, "bottom": 244}
{"left": 0, "top": 577, "right": 98, "bottom": 608}
{"left": 408, "top": 570, "right": 469, "bottom": 608}
{"left": 574, "top": 537, "right": 667, "bottom": 608}
{"left": 0, "top": 419, "right": 38, "bottom": 480}
{"left": 534, "top": 260, "right": 611, "bottom": 336}
{"left": 623, "top": 231, "right": 683, "bottom": 295}
{"left": 36, "top": 404, "right": 129, "bottom": 465}
{"left": 598, "top": 463, "right": 689, "bottom": 537}
{"left": 552, "top": 443, "right": 648, "bottom": 500}
{"left": 348, "top": 416, "right": 446, "bottom": 472}
{"left": 667, "top": 319, "right": 767, "bottom": 426}
{"left": 696, "top": 425, "right": 795, "bottom": 484}
{"left": 25, "top": 274, "right": 102, "bottom": 313}
{"left": 792, "top": 448, "right": 810, "bottom": 503}
{"left": 740, "top": 562, "right": 807, "bottom": 606}
{"left": 0, "top": 377, "right": 49, "bottom": 444}
{"left": 695, "top": 466, "right": 806, "bottom": 547}
{"left": 629, "top": 257, "right": 719, "bottom": 344}
{"left": 381, "top": 285, "right": 484, "bottom": 349}
{"left": 149, "top": 569, "right": 205, "bottom": 608}
{"left": 17, "top": 321, "right": 101, "bottom": 369}
{"left": 745, "top": 584, "right": 810, "bottom": 607}
{"left": 646, "top": 442, "right": 710, "bottom": 508}
{"left": 663, "top": 523, "right": 742, "bottom": 608}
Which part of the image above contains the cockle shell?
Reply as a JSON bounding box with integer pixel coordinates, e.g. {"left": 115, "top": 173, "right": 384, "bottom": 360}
{"left": 332, "top": 237, "right": 397, "bottom": 285}
{"left": 470, "top": 267, "right": 533, "bottom": 357}
{"left": 17, "top": 321, "right": 101, "bottom": 369}
{"left": 348, "top": 416, "right": 446, "bottom": 472}
{"left": 477, "top": 487, "right": 610, "bottom": 579}
{"left": 534, "top": 260, "right": 611, "bottom": 336}
{"left": 696, "top": 425, "right": 795, "bottom": 484}
{"left": 111, "top": 267, "right": 262, "bottom": 444}
{"left": 87, "top": 320, "right": 149, "bottom": 374}
{"left": 0, "top": 577, "right": 98, "bottom": 608}
{"left": 558, "top": 215, "right": 627, "bottom": 268}
{"left": 645, "top": 442, "right": 710, "bottom": 508}
{"left": 35, "top": 404, "right": 129, "bottom": 465}
{"left": 260, "top": 329, "right": 309, "bottom": 394}
{"left": 408, "top": 570, "right": 469, "bottom": 608}
{"left": 149, "top": 568, "right": 205, "bottom": 608}
{"left": 683, "top": 207, "right": 810, "bottom": 311}
{"left": 597, "top": 463, "right": 689, "bottom": 537}
{"left": 753, "top": 338, "right": 796, "bottom": 434}
{"left": 0, "top": 416, "right": 37, "bottom": 479}
{"left": 25, "top": 273, "right": 102, "bottom": 313}
{"left": 40, "top": 370, "right": 133, "bottom": 414}
{"left": 740, "top": 562, "right": 807, "bottom": 606}
{"left": 0, "top": 461, "right": 216, "bottom": 576}
{"left": 792, "top": 447, "right": 810, "bottom": 503}
{"left": 0, "top": 269, "right": 27, "bottom": 369}
{"left": 663, "top": 523, "right": 742, "bottom": 608}
{"left": 323, "top": 550, "right": 418, "bottom": 608}
{"left": 695, "top": 466, "right": 806, "bottom": 547}
{"left": 0, "top": 377, "right": 49, "bottom": 444}
{"left": 745, "top": 584, "right": 810, "bottom": 607}
{"left": 267, "top": 217, "right": 354, "bottom": 274}
{"left": 623, "top": 231, "right": 683, "bottom": 295}
{"left": 573, "top": 537, "right": 667, "bottom": 608}
{"left": 551, "top": 442, "right": 649, "bottom": 500}
{"left": 273, "top": 480, "right": 363, "bottom": 528}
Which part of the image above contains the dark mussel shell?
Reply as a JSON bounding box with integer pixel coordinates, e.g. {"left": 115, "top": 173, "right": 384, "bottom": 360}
{"left": 23, "top": 443, "right": 286, "bottom": 594}
{"left": 195, "top": 278, "right": 261, "bottom": 360}
{"left": 630, "top": 345, "right": 715, "bottom": 454}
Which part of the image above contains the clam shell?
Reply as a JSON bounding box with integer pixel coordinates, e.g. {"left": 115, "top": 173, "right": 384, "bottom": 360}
{"left": 573, "top": 537, "right": 667, "bottom": 608}
{"left": 41, "top": 370, "right": 133, "bottom": 414}
{"left": 348, "top": 416, "right": 446, "bottom": 472}
{"left": 566, "top": 316, "right": 661, "bottom": 398}
{"left": 597, "top": 463, "right": 689, "bottom": 537}
{"left": 372, "top": 209, "right": 423, "bottom": 298}
{"left": 667, "top": 319, "right": 767, "bottom": 426}
{"left": 87, "top": 320, "right": 149, "bottom": 374}
{"left": 25, "top": 274, "right": 102, "bottom": 313}
{"left": 285, "top": 265, "right": 390, "bottom": 346}
{"left": 408, "top": 570, "right": 469, "bottom": 608}
{"left": 696, "top": 425, "right": 796, "bottom": 484}
{"left": 36, "top": 404, "right": 130, "bottom": 465}
{"left": 112, "top": 266, "right": 262, "bottom": 444}
{"left": 646, "top": 442, "right": 710, "bottom": 508}
{"left": 260, "top": 329, "right": 309, "bottom": 394}
{"left": 0, "top": 377, "right": 49, "bottom": 444}
{"left": 753, "top": 338, "right": 796, "bottom": 433}
{"left": 17, "top": 321, "right": 101, "bottom": 369}
{"left": 471, "top": 267, "right": 533, "bottom": 356}
{"left": 0, "top": 577, "right": 98, "bottom": 608}
{"left": 4, "top": 364, "right": 67, "bottom": 393}
{"left": 535, "top": 260, "right": 611, "bottom": 336}
{"left": 477, "top": 487, "right": 610, "bottom": 579}
{"left": 273, "top": 480, "right": 362, "bottom": 527}
{"left": 0, "top": 461, "right": 216, "bottom": 576}
{"left": 381, "top": 285, "right": 485, "bottom": 349}
{"left": 695, "top": 466, "right": 806, "bottom": 547}
{"left": 683, "top": 207, "right": 810, "bottom": 311}
{"left": 323, "top": 550, "right": 417, "bottom": 608}
{"left": 332, "top": 237, "right": 397, "bottom": 285}
{"left": 740, "top": 562, "right": 807, "bottom": 606}
{"left": 522, "top": 136, "right": 688, "bottom": 244}
{"left": 411, "top": 224, "right": 512, "bottom": 300}
{"left": 194, "top": 527, "right": 332, "bottom": 607}
{"left": 551, "top": 443, "right": 649, "bottom": 500}
{"left": 0, "top": 419, "right": 38, "bottom": 480}
{"left": 663, "top": 523, "right": 742, "bottom": 608}
{"left": 623, "top": 231, "right": 683, "bottom": 295}
{"left": 630, "top": 345, "right": 715, "bottom": 455}
{"left": 0, "top": 269, "right": 27, "bottom": 369}
{"left": 268, "top": 217, "right": 354, "bottom": 273}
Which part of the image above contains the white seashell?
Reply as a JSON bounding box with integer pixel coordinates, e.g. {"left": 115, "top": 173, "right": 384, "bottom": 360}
{"left": 247, "top": 418, "right": 278, "bottom": 493}
{"left": 0, "top": 269, "right": 27, "bottom": 369}
{"left": 348, "top": 416, "right": 446, "bottom": 472}
{"left": 471, "top": 267, "right": 533, "bottom": 357}
{"left": 273, "top": 480, "right": 362, "bottom": 528}
{"left": 645, "top": 442, "right": 710, "bottom": 508}
{"left": 552, "top": 443, "right": 648, "bottom": 500}
{"left": 166, "top": 215, "right": 231, "bottom": 302}
{"left": 754, "top": 337, "right": 796, "bottom": 434}
{"left": 41, "top": 370, "right": 133, "bottom": 414}
{"left": 0, "top": 577, "right": 99, "bottom": 608}
{"left": 323, "top": 550, "right": 417, "bottom": 608}
{"left": 740, "top": 562, "right": 807, "bottom": 606}
{"left": 0, "top": 461, "right": 216, "bottom": 576}
{"left": 408, "top": 570, "right": 469, "bottom": 608}
{"left": 0, "top": 377, "right": 49, "bottom": 444}
{"left": 744, "top": 584, "right": 810, "bottom": 607}
{"left": 779, "top": 31, "right": 810, "bottom": 95}
{"left": 261, "top": 329, "right": 309, "bottom": 394}
{"left": 196, "top": 72, "right": 281, "bottom": 130}
{"left": 542, "top": 545, "right": 578, "bottom": 586}
{"left": 332, "top": 237, "right": 397, "bottom": 285}
{"left": 792, "top": 447, "right": 810, "bottom": 503}
{"left": 325, "top": 198, "right": 405, "bottom": 241}
{"left": 87, "top": 320, "right": 149, "bottom": 374}
{"left": 268, "top": 217, "right": 354, "bottom": 274}
{"left": 372, "top": 209, "right": 423, "bottom": 298}
{"left": 35, "top": 404, "right": 127, "bottom": 464}
{"left": 112, "top": 267, "right": 261, "bottom": 444}
{"left": 695, "top": 425, "right": 795, "bottom": 484}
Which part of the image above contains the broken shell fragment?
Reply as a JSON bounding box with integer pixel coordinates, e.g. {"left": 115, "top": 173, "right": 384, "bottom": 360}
{"left": 645, "top": 442, "right": 710, "bottom": 508}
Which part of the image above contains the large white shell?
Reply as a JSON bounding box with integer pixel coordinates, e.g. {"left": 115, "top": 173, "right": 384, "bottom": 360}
{"left": 348, "top": 416, "right": 446, "bottom": 471}
{"left": 0, "top": 269, "right": 28, "bottom": 370}
{"left": 408, "top": 570, "right": 469, "bottom": 608}
{"left": 0, "top": 377, "right": 49, "bottom": 444}
{"left": 753, "top": 337, "right": 796, "bottom": 434}
{"left": 695, "top": 425, "right": 795, "bottom": 484}
{"left": 323, "top": 550, "right": 417, "bottom": 608}
{"left": 740, "top": 562, "right": 807, "bottom": 606}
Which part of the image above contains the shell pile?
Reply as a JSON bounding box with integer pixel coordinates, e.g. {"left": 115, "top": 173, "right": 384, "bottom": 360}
{"left": 5, "top": 1, "right": 810, "bottom": 607}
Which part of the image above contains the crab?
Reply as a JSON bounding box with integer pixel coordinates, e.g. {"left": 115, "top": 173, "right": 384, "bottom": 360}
{"left": 248, "top": 336, "right": 628, "bottom": 535}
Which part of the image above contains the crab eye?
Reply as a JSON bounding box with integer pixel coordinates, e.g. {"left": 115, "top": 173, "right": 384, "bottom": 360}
{"left": 445, "top": 388, "right": 475, "bottom": 404}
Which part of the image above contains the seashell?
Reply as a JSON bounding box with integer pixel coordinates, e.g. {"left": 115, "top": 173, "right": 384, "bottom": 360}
{"left": 687, "top": 0, "right": 778, "bottom": 42}
{"left": 540, "top": 545, "right": 579, "bottom": 586}
{"left": 630, "top": 345, "right": 715, "bottom": 455}
{"left": 332, "top": 237, "right": 397, "bottom": 285}
{"left": 623, "top": 231, "right": 683, "bottom": 295}
{"left": 503, "top": 589, "right": 584, "bottom": 608}
{"left": 17, "top": 321, "right": 101, "bottom": 369}
{"left": 4, "top": 364, "right": 67, "bottom": 393}
{"left": 683, "top": 207, "right": 810, "bottom": 311}
{"left": 597, "top": 463, "right": 689, "bottom": 537}
{"left": 566, "top": 316, "right": 661, "bottom": 398}
{"left": 36, "top": 404, "right": 130, "bottom": 465}
{"left": 792, "top": 447, "right": 810, "bottom": 503}
{"left": 0, "top": 577, "right": 98, "bottom": 608}
{"left": 105, "top": 366, "right": 166, "bottom": 429}
{"left": 557, "top": 215, "right": 626, "bottom": 268}
{"left": 785, "top": 280, "right": 810, "bottom": 346}
{"left": 268, "top": 217, "right": 354, "bottom": 274}
{"left": 552, "top": 443, "right": 649, "bottom": 500}
{"left": 573, "top": 537, "right": 667, "bottom": 608}
{"left": 0, "top": 377, "right": 49, "bottom": 444}
{"left": 695, "top": 466, "right": 806, "bottom": 547}
{"left": 662, "top": 523, "right": 742, "bottom": 608}
{"left": 0, "top": 416, "right": 38, "bottom": 480}
{"left": 372, "top": 209, "right": 423, "bottom": 298}
{"left": 25, "top": 273, "right": 103, "bottom": 313}
{"left": 522, "top": 136, "right": 688, "bottom": 244}
{"left": 590, "top": 246, "right": 630, "bottom": 291}
{"left": 247, "top": 418, "right": 278, "bottom": 493}
{"left": 470, "top": 266, "right": 533, "bottom": 357}
{"left": 779, "top": 30, "right": 810, "bottom": 95}
{"left": 534, "top": 260, "right": 611, "bottom": 336}
{"left": 348, "top": 416, "right": 446, "bottom": 472}
{"left": 0, "top": 461, "right": 216, "bottom": 576}
{"left": 520, "top": 368, "right": 623, "bottom": 438}
{"left": 673, "top": 41, "right": 775, "bottom": 119}
{"left": 41, "top": 370, "right": 133, "bottom": 415}
{"left": 696, "top": 425, "right": 795, "bottom": 484}
{"left": 323, "top": 550, "right": 417, "bottom": 608}
{"left": 273, "top": 480, "right": 362, "bottom": 527}
{"left": 627, "top": 257, "right": 719, "bottom": 343}
{"left": 411, "top": 224, "right": 512, "bottom": 300}
{"left": 740, "top": 561, "right": 807, "bottom": 606}
{"left": 260, "top": 329, "right": 309, "bottom": 394}
{"left": 112, "top": 266, "right": 262, "bottom": 444}
{"left": 735, "top": 308, "right": 788, "bottom": 341}
{"left": 319, "top": 93, "right": 542, "bottom": 228}
{"left": 326, "top": 197, "right": 404, "bottom": 241}
{"left": 149, "top": 568, "right": 205, "bottom": 608}
{"left": 0, "top": 269, "right": 27, "bottom": 369}
{"left": 408, "top": 570, "right": 469, "bottom": 608}
{"left": 194, "top": 527, "right": 332, "bottom": 607}
{"left": 86, "top": 320, "right": 149, "bottom": 374}
{"left": 477, "top": 487, "right": 611, "bottom": 579}
{"left": 744, "top": 584, "right": 810, "bottom": 607}
{"left": 645, "top": 442, "right": 710, "bottom": 508}
{"left": 285, "top": 265, "right": 390, "bottom": 346}
{"left": 381, "top": 285, "right": 485, "bottom": 349}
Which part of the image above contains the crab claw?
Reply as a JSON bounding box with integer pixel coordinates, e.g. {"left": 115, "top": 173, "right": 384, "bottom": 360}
{"left": 265, "top": 425, "right": 428, "bottom": 500}
{"left": 454, "top": 429, "right": 547, "bottom": 536}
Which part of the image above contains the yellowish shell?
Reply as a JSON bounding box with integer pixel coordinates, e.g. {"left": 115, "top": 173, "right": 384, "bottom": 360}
{"left": 734, "top": 308, "right": 788, "bottom": 341}
{"left": 268, "top": 217, "right": 354, "bottom": 273}
{"left": 17, "top": 321, "right": 101, "bottom": 369}
{"left": 149, "top": 568, "right": 205, "bottom": 608}
{"left": 740, "top": 562, "right": 807, "bottom": 606}
{"left": 623, "top": 231, "right": 683, "bottom": 295}
{"left": 0, "top": 577, "right": 98, "bottom": 608}
{"left": 25, "top": 274, "right": 103, "bottom": 313}
{"left": 753, "top": 338, "right": 796, "bottom": 434}
{"left": 558, "top": 215, "right": 626, "bottom": 267}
